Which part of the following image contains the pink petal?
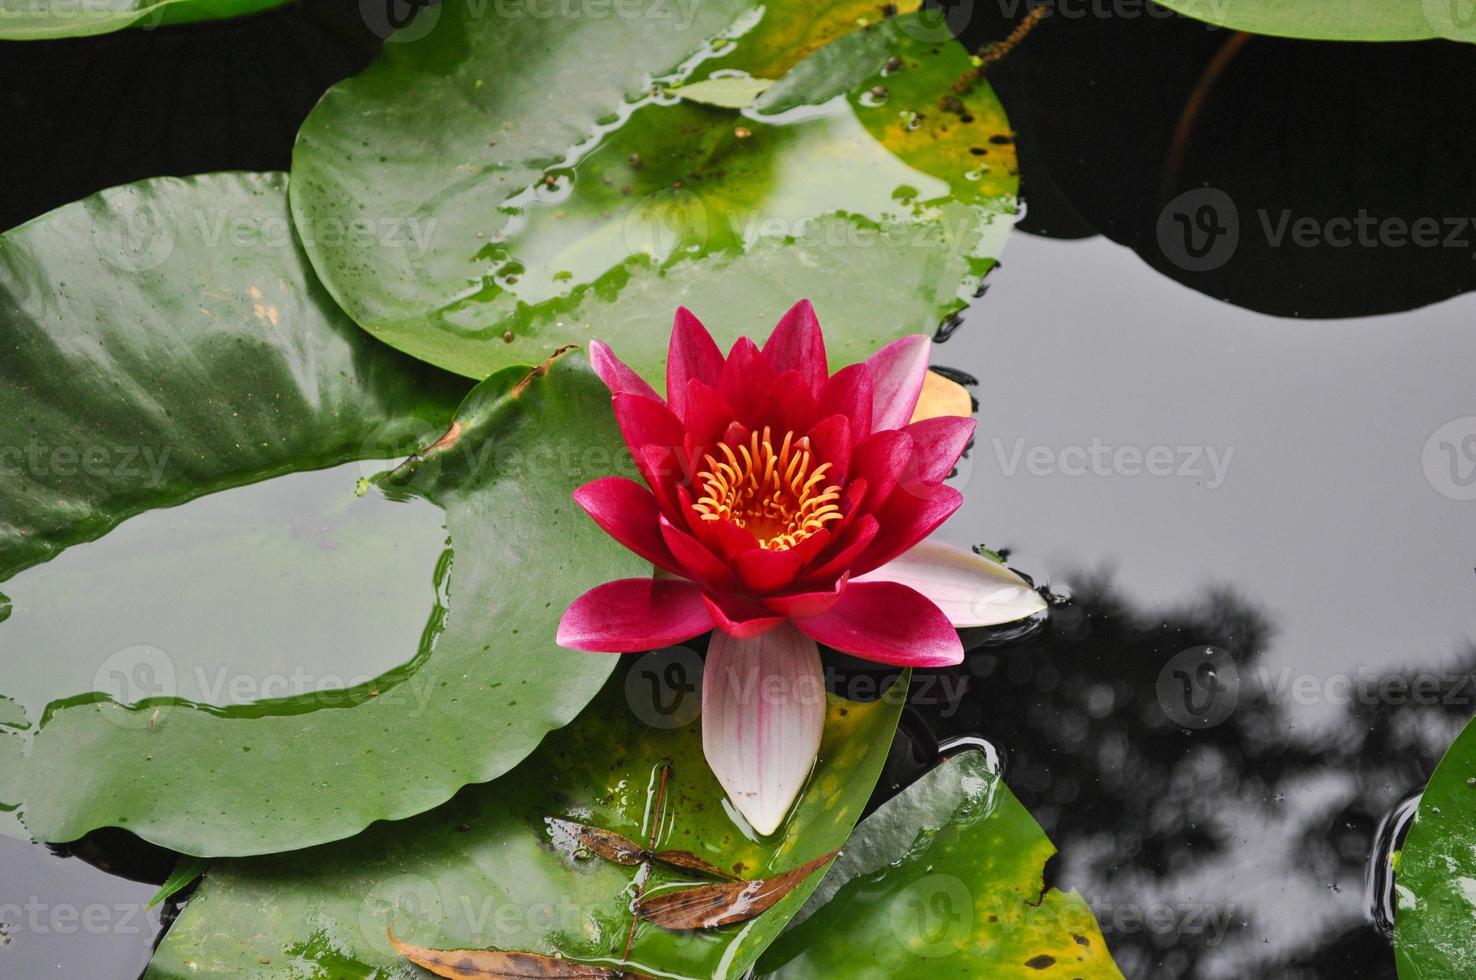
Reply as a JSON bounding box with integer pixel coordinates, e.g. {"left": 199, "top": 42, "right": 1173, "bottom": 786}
{"left": 902, "top": 416, "right": 975, "bottom": 486}
{"left": 589, "top": 340, "right": 661, "bottom": 401}
{"left": 761, "top": 299, "right": 828, "bottom": 393}
{"left": 702, "top": 592, "right": 786, "bottom": 639}
{"left": 557, "top": 578, "right": 713, "bottom": 652}
{"left": 852, "top": 482, "right": 963, "bottom": 575}
{"left": 573, "top": 477, "right": 680, "bottom": 574}
{"left": 755, "top": 369, "right": 819, "bottom": 436}
{"left": 702, "top": 622, "right": 826, "bottom": 835}
{"left": 853, "top": 540, "right": 1047, "bottom": 627}
{"left": 793, "top": 580, "right": 963, "bottom": 667}
{"left": 865, "top": 335, "right": 932, "bottom": 432}
{"left": 668, "top": 308, "right": 724, "bottom": 419}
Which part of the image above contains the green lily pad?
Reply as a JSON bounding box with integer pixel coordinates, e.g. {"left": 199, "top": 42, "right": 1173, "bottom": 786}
{"left": 0, "top": 0, "right": 288, "bottom": 41}
{"left": 672, "top": 75, "right": 776, "bottom": 109}
{"left": 1395, "top": 715, "right": 1476, "bottom": 978}
{"left": 289, "top": 2, "right": 1017, "bottom": 381}
{"left": 1156, "top": 0, "right": 1472, "bottom": 43}
{"left": 755, "top": 750, "right": 1125, "bottom": 978}
{"left": 0, "top": 173, "right": 648, "bottom": 857}
{"left": 145, "top": 658, "right": 907, "bottom": 978}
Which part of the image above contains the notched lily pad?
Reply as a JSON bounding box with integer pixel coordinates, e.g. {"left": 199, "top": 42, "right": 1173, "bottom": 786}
{"left": 146, "top": 662, "right": 907, "bottom": 978}
{"left": 0, "top": 174, "right": 643, "bottom": 857}
{"left": 290, "top": 2, "right": 1016, "bottom": 383}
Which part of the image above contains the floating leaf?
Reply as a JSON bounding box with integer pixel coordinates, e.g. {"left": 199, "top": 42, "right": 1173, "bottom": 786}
{"left": 0, "top": 0, "right": 289, "bottom": 40}
{"left": 146, "top": 661, "right": 907, "bottom": 978}
{"left": 755, "top": 751, "right": 1124, "bottom": 978}
{"left": 146, "top": 855, "right": 208, "bottom": 911}
{"left": 290, "top": 3, "right": 1016, "bottom": 382}
{"left": 389, "top": 926, "right": 639, "bottom": 979}
{"left": 671, "top": 76, "right": 775, "bottom": 109}
{"left": 1155, "top": 0, "right": 1472, "bottom": 43}
{"left": 637, "top": 852, "right": 838, "bottom": 931}
{"left": 1394, "top": 715, "right": 1476, "bottom": 978}
{"left": 0, "top": 174, "right": 646, "bottom": 856}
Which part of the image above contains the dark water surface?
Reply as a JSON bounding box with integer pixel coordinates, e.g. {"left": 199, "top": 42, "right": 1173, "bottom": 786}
{"left": 3, "top": 3, "right": 1474, "bottom": 979}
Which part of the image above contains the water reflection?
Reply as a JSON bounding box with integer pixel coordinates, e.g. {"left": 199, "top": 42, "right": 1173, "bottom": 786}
{"left": 878, "top": 570, "right": 1476, "bottom": 980}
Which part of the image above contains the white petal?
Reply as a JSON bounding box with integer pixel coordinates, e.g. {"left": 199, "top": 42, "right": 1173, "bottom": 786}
{"left": 702, "top": 623, "right": 825, "bottom": 836}
{"left": 854, "top": 539, "right": 1047, "bottom": 628}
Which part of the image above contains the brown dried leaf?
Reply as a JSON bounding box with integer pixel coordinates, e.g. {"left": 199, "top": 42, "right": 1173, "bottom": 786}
{"left": 388, "top": 927, "right": 636, "bottom": 978}
{"left": 635, "top": 851, "right": 838, "bottom": 930}
{"left": 546, "top": 817, "right": 645, "bottom": 866}
{"left": 650, "top": 850, "right": 740, "bottom": 881}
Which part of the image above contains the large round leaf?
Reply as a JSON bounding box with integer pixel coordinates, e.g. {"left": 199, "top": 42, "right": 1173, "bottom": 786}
{"left": 145, "top": 658, "right": 907, "bottom": 978}
{"left": 290, "top": 2, "right": 1017, "bottom": 381}
{"left": 1395, "top": 715, "right": 1476, "bottom": 978}
{"left": 1156, "top": 1, "right": 1471, "bottom": 43}
{"left": 756, "top": 750, "right": 1124, "bottom": 978}
{"left": 0, "top": 0, "right": 288, "bottom": 40}
{"left": 0, "top": 173, "right": 646, "bottom": 856}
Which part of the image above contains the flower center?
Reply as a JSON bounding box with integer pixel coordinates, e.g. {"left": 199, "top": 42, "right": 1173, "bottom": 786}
{"left": 691, "top": 427, "right": 844, "bottom": 551}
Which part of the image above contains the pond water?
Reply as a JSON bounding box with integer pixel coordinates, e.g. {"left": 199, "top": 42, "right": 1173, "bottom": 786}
{"left": 2, "top": 4, "right": 1473, "bottom": 979}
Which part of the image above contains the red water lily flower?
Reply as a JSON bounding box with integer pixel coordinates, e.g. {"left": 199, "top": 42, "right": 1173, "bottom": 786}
{"left": 558, "top": 301, "right": 1044, "bottom": 833}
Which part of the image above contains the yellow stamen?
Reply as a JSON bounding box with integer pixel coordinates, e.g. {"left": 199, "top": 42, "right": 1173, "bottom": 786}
{"left": 690, "top": 427, "right": 844, "bottom": 551}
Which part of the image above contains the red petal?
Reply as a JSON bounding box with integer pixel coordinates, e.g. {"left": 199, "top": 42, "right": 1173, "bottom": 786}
{"left": 806, "top": 414, "right": 852, "bottom": 481}
{"left": 702, "top": 592, "right": 785, "bottom": 639}
{"left": 719, "top": 337, "right": 776, "bottom": 424}
{"left": 668, "top": 308, "right": 724, "bottom": 419}
{"left": 850, "top": 430, "right": 913, "bottom": 507}
{"left": 589, "top": 340, "right": 661, "bottom": 401}
{"left": 573, "top": 477, "right": 680, "bottom": 573}
{"left": 901, "top": 416, "right": 975, "bottom": 488}
{"left": 819, "top": 363, "right": 873, "bottom": 438}
{"left": 756, "top": 370, "right": 819, "bottom": 436}
{"left": 736, "top": 546, "right": 803, "bottom": 594}
{"left": 761, "top": 299, "right": 827, "bottom": 394}
{"left": 796, "top": 514, "right": 878, "bottom": 587}
{"left": 792, "top": 581, "right": 962, "bottom": 667}
{"left": 681, "top": 380, "right": 737, "bottom": 455}
{"left": 852, "top": 483, "right": 964, "bottom": 575}
{"left": 764, "top": 573, "right": 849, "bottom": 618}
{"left": 658, "top": 516, "right": 737, "bottom": 590}
{"left": 865, "top": 335, "right": 931, "bottom": 432}
{"left": 612, "top": 392, "right": 684, "bottom": 455}
{"left": 557, "top": 579, "right": 713, "bottom": 652}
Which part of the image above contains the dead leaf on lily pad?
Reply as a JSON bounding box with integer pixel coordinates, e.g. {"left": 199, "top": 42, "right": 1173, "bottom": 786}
{"left": 388, "top": 926, "right": 646, "bottom": 978}
{"left": 546, "top": 817, "right": 646, "bottom": 866}
{"left": 650, "top": 850, "right": 740, "bottom": 881}
{"left": 636, "top": 851, "right": 838, "bottom": 930}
